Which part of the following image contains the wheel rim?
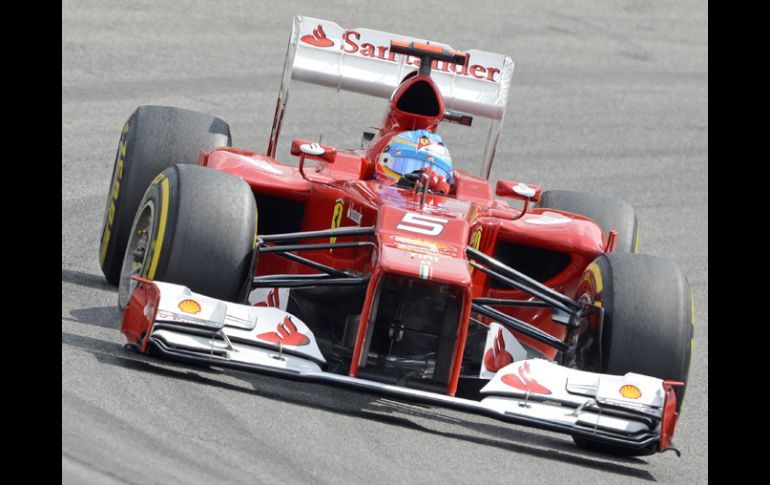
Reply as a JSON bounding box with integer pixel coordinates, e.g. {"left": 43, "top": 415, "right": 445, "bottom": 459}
{"left": 118, "top": 200, "right": 155, "bottom": 308}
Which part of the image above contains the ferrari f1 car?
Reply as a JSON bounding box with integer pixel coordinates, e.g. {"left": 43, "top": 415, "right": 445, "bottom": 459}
{"left": 98, "top": 16, "right": 693, "bottom": 456}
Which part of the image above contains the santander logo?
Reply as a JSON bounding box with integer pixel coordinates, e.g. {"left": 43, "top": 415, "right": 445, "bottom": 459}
{"left": 484, "top": 328, "right": 514, "bottom": 372}
{"left": 255, "top": 288, "right": 281, "bottom": 307}
{"left": 301, "top": 25, "right": 334, "bottom": 48}
{"left": 501, "top": 361, "right": 551, "bottom": 395}
{"left": 299, "top": 24, "right": 501, "bottom": 82}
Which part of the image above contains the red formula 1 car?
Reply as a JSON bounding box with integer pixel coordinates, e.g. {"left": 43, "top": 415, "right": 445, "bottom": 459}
{"left": 98, "top": 16, "right": 693, "bottom": 456}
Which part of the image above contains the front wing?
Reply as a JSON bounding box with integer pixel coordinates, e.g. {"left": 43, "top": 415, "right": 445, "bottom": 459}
{"left": 122, "top": 278, "right": 681, "bottom": 455}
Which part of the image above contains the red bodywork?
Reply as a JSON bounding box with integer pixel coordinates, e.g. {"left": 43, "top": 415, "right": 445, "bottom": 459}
{"left": 198, "top": 73, "right": 608, "bottom": 397}
{"left": 122, "top": 277, "right": 160, "bottom": 352}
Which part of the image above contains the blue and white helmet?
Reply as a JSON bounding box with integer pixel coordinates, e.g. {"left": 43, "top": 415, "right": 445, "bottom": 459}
{"left": 376, "top": 130, "right": 454, "bottom": 184}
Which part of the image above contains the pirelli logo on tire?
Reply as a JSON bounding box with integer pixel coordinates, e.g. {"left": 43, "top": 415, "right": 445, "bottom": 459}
{"left": 100, "top": 121, "right": 130, "bottom": 265}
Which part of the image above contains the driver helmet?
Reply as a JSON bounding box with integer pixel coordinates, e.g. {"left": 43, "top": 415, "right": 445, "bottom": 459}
{"left": 375, "top": 130, "right": 454, "bottom": 184}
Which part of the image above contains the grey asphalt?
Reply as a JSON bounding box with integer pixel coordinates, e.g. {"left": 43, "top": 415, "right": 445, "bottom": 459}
{"left": 62, "top": 1, "right": 708, "bottom": 483}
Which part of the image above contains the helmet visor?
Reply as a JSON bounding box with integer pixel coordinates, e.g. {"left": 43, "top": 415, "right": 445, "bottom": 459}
{"left": 388, "top": 156, "right": 452, "bottom": 182}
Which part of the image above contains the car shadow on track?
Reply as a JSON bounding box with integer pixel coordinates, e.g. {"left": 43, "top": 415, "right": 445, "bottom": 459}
{"left": 62, "top": 269, "right": 115, "bottom": 292}
{"left": 61, "top": 329, "right": 655, "bottom": 481}
{"left": 64, "top": 306, "right": 120, "bottom": 329}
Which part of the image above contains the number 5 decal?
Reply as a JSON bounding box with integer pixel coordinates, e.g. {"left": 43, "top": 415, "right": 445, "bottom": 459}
{"left": 396, "top": 213, "right": 448, "bottom": 236}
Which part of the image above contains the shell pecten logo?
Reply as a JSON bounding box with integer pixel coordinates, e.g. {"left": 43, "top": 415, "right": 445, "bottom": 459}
{"left": 178, "top": 299, "right": 202, "bottom": 314}
{"left": 619, "top": 385, "right": 642, "bottom": 399}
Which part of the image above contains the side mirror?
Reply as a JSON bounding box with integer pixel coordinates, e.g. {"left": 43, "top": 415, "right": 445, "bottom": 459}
{"left": 290, "top": 139, "right": 337, "bottom": 163}
{"left": 495, "top": 180, "right": 542, "bottom": 203}
{"left": 291, "top": 139, "right": 337, "bottom": 182}
{"left": 495, "top": 180, "right": 542, "bottom": 221}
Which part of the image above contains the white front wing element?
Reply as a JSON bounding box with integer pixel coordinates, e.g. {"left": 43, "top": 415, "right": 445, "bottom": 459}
{"left": 479, "top": 323, "right": 530, "bottom": 379}
{"left": 139, "top": 282, "right": 667, "bottom": 450}
{"left": 248, "top": 287, "right": 290, "bottom": 310}
{"left": 150, "top": 281, "right": 326, "bottom": 366}
{"left": 481, "top": 359, "right": 665, "bottom": 413}
{"left": 479, "top": 360, "right": 666, "bottom": 435}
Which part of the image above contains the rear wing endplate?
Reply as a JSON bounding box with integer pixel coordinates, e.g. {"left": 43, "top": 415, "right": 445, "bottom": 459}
{"left": 268, "top": 16, "right": 515, "bottom": 179}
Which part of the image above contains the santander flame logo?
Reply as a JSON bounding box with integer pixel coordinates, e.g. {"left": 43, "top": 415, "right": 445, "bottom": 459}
{"left": 483, "top": 328, "right": 513, "bottom": 372}
{"left": 501, "top": 361, "right": 551, "bottom": 395}
{"left": 257, "top": 315, "right": 310, "bottom": 346}
{"left": 301, "top": 25, "right": 334, "bottom": 48}
{"left": 255, "top": 288, "right": 281, "bottom": 308}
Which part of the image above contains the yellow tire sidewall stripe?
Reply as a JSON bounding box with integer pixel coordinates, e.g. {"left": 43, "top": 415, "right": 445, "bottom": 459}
{"left": 633, "top": 222, "right": 640, "bottom": 253}
{"left": 690, "top": 290, "right": 695, "bottom": 327}
{"left": 578, "top": 261, "right": 603, "bottom": 307}
{"left": 146, "top": 177, "right": 170, "bottom": 279}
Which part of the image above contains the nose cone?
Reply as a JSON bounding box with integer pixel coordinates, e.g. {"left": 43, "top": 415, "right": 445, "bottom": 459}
{"left": 377, "top": 205, "right": 471, "bottom": 286}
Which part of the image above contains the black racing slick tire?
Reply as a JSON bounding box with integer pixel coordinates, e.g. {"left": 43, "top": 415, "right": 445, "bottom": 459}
{"left": 99, "top": 105, "right": 232, "bottom": 285}
{"left": 573, "top": 253, "right": 694, "bottom": 455}
{"left": 538, "top": 190, "right": 639, "bottom": 253}
{"left": 117, "top": 164, "right": 258, "bottom": 308}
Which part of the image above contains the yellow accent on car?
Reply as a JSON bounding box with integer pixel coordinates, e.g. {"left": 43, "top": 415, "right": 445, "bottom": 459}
{"left": 178, "top": 299, "right": 201, "bottom": 314}
{"left": 470, "top": 228, "right": 482, "bottom": 250}
{"left": 469, "top": 228, "right": 482, "bottom": 273}
{"left": 380, "top": 164, "right": 402, "bottom": 180}
{"left": 391, "top": 136, "right": 417, "bottom": 148}
{"left": 146, "top": 177, "right": 170, "bottom": 279}
{"left": 329, "top": 200, "right": 344, "bottom": 251}
{"left": 587, "top": 262, "right": 603, "bottom": 292}
{"left": 619, "top": 385, "right": 641, "bottom": 399}
{"left": 579, "top": 262, "right": 604, "bottom": 307}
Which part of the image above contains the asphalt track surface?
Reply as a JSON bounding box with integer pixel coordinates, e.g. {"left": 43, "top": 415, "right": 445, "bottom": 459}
{"left": 62, "top": 1, "right": 708, "bottom": 483}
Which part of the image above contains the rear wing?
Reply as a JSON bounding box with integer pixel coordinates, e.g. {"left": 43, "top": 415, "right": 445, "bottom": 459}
{"left": 268, "top": 16, "right": 515, "bottom": 179}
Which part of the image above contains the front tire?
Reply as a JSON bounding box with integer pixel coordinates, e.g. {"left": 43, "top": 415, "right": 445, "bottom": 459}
{"left": 99, "top": 106, "right": 232, "bottom": 285}
{"left": 572, "top": 253, "right": 694, "bottom": 454}
{"left": 118, "top": 164, "right": 258, "bottom": 308}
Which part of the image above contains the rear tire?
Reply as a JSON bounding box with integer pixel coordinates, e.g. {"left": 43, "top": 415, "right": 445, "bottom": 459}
{"left": 539, "top": 190, "right": 639, "bottom": 253}
{"left": 99, "top": 106, "right": 232, "bottom": 285}
{"left": 118, "top": 164, "right": 258, "bottom": 308}
{"left": 573, "top": 253, "right": 694, "bottom": 455}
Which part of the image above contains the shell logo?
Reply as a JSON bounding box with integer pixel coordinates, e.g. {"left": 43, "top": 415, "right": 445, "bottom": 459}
{"left": 178, "top": 299, "right": 202, "bottom": 314}
{"left": 619, "top": 385, "right": 642, "bottom": 399}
